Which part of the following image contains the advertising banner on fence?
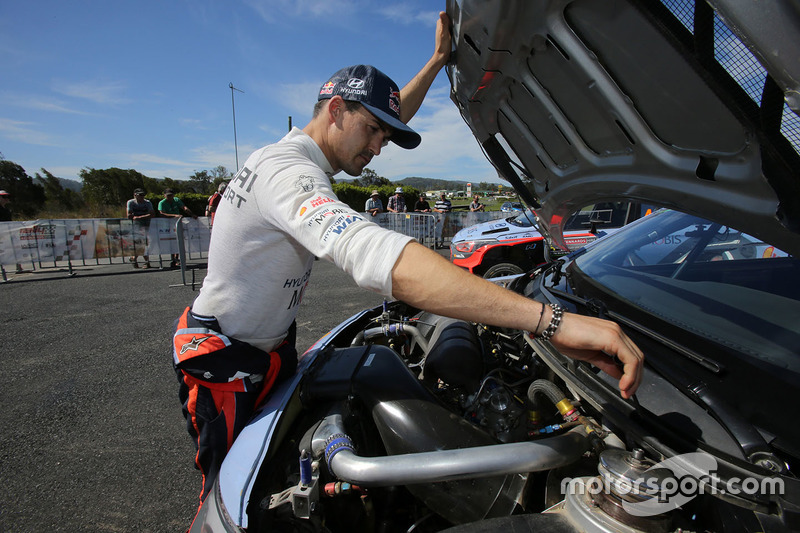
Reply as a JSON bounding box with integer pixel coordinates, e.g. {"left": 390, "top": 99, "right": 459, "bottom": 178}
{"left": 1, "top": 213, "right": 505, "bottom": 267}
{"left": 0, "top": 218, "right": 212, "bottom": 267}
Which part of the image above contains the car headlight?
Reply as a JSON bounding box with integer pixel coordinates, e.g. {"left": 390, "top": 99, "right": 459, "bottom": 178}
{"left": 451, "top": 239, "right": 496, "bottom": 259}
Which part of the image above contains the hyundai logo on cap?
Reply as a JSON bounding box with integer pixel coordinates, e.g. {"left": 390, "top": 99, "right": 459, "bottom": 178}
{"left": 318, "top": 65, "right": 422, "bottom": 149}
{"left": 347, "top": 78, "right": 366, "bottom": 89}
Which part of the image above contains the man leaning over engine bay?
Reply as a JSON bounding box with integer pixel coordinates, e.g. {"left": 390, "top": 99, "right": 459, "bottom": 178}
{"left": 171, "top": 11, "right": 644, "bottom": 510}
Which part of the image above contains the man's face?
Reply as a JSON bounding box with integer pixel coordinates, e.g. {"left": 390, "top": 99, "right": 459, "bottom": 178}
{"left": 334, "top": 102, "right": 392, "bottom": 177}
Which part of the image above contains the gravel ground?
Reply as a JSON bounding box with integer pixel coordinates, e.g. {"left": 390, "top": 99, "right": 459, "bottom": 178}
{"left": 0, "top": 258, "right": 387, "bottom": 532}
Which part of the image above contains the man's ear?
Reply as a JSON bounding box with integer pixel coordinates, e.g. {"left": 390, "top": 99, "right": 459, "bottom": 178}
{"left": 327, "top": 95, "right": 345, "bottom": 124}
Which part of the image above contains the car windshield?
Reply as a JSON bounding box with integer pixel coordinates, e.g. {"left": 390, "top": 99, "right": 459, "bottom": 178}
{"left": 508, "top": 209, "right": 537, "bottom": 228}
{"left": 572, "top": 209, "right": 799, "bottom": 378}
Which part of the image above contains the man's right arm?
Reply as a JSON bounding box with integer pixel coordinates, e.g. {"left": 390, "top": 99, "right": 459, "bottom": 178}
{"left": 390, "top": 241, "right": 644, "bottom": 399}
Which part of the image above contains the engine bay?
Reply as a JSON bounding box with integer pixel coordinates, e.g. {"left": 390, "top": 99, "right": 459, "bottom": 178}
{"left": 245, "top": 300, "right": 792, "bottom": 532}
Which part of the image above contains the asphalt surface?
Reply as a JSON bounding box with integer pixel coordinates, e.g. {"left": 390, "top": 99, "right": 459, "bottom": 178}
{"left": 0, "top": 258, "right": 388, "bottom": 532}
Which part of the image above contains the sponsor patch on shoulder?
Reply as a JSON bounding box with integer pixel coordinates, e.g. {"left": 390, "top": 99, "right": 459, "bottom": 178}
{"left": 298, "top": 195, "right": 336, "bottom": 216}
{"left": 295, "top": 175, "right": 315, "bottom": 193}
{"left": 306, "top": 207, "right": 349, "bottom": 227}
{"left": 322, "top": 214, "right": 364, "bottom": 242}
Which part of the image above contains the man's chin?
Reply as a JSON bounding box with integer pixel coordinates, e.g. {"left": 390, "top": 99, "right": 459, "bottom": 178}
{"left": 342, "top": 163, "right": 367, "bottom": 177}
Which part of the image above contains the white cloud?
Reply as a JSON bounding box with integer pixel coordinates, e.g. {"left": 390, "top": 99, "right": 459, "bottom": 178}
{"left": 243, "top": 0, "right": 361, "bottom": 23}
{"left": 53, "top": 80, "right": 131, "bottom": 105}
{"left": 0, "top": 118, "right": 59, "bottom": 146}
{"left": 376, "top": 4, "right": 438, "bottom": 25}
{"left": 2, "top": 92, "right": 89, "bottom": 115}
{"left": 125, "top": 153, "right": 190, "bottom": 167}
{"left": 371, "top": 92, "right": 498, "bottom": 183}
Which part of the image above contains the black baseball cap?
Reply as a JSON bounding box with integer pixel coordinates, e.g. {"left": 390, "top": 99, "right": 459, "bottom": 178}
{"left": 318, "top": 65, "right": 421, "bottom": 149}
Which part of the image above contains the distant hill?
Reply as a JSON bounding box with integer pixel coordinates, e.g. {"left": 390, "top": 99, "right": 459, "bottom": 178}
{"left": 397, "top": 177, "right": 470, "bottom": 191}
{"left": 34, "top": 176, "right": 82, "bottom": 193}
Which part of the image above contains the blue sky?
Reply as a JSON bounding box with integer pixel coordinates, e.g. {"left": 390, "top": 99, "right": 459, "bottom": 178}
{"left": 0, "top": 0, "right": 499, "bottom": 185}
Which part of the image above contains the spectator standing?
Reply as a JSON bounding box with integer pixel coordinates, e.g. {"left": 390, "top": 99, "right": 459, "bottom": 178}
{"left": 433, "top": 192, "right": 452, "bottom": 213}
{"left": 0, "top": 190, "right": 11, "bottom": 222}
{"left": 365, "top": 190, "right": 383, "bottom": 217}
{"left": 469, "top": 194, "right": 485, "bottom": 212}
{"left": 387, "top": 187, "right": 407, "bottom": 213}
{"left": 158, "top": 188, "right": 196, "bottom": 268}
{"left": 433, "top": 192, "right": 453, "bottom": 248}
{"left": 414, "top": 194, "right": 431, "bottom": 212}
{"left": 205, "top": 182, "right": 227, "bottom": 226}
{"left": 126, "top": 188, "right": 155, "bottom": 268}
{"left": 0, "top": 190, "right": 23, "bottom": 273}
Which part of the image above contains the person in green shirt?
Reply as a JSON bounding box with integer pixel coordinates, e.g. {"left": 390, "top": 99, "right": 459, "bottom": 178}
{"left": 158, "top": 188, "right": 196, "bottom": 267}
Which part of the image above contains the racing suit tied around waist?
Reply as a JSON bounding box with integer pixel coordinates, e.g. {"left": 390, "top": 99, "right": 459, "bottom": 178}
{"left": 173, "top": 306, "right": 297, "bottom": 401}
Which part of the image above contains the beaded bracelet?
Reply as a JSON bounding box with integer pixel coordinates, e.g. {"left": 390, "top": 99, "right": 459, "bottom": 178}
{"left": 538, "top": 304, "right": 564, "bottom": 340}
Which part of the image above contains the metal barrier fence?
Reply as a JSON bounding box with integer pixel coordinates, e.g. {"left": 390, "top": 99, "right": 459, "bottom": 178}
{"left": 368, "top": 212, "right": 437, "bottom": 247}
{"left": 1, "top": 210, "right": 510, "bottom": 281}
{"left": 0, "top": 217, "right": 213, "bottom": 281}
{"left": 368, "top": 211, "right": 508, "bottom": 248}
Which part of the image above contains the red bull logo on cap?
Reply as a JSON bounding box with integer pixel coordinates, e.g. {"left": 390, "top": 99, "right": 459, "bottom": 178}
{"left": 320, "top": 82, "right": 335, "bottom": 96}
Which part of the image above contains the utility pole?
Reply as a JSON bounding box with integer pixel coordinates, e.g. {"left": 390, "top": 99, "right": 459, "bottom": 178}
{"left": 288, "top": 116, "right": 292, "bottom": 132}
{"left": 229, "top": 83, "right": 244, "bottom": 172}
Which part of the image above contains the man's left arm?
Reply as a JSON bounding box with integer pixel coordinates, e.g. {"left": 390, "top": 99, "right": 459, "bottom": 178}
{"left": 399, "top": 11, "right": 451, "bottom": 123}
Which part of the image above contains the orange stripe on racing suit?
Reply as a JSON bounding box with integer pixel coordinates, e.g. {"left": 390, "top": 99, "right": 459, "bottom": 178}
{"left": 173, "top": 306, "right": 234, "bottom": 367}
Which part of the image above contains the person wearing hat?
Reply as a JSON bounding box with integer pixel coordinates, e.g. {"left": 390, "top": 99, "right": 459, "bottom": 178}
{"left": 171, "top": 11, "right": 644, "bottom": 511}
{"left": 126, "top": 188, "right": 155, "bottom": 268}
{"left": 365, "top": 189, "right": 383, "bottom": 217}
{"left": 387, "top": 186, "right": 407, "bottom": 213}
{"left": 0, "top": 190, "right": 12, "bottom": 222}
{"left": 413, "top": 193, "right": 431, "bottom": 213}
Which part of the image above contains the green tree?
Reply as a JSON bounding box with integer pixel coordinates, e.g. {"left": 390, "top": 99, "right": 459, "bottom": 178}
{"left": 36, "top": 168, "right": 83, "bottom": 211}
{"left": 356, "top": 167, "right": 391, "bottom": 187}
{"left": 188, "top": 170, "right": 212, "bottom": 194}
{"left": 80, "top": 167, "right": 149, "bottom": 208}
{"left": 0, "top": 160, "right": 46, "bottom": 218}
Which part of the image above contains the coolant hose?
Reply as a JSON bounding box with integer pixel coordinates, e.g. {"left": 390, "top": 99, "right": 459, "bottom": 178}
{"left": 360, "top": 323, "right": 429, "bottom": 353}
{"left": 528, "top": 379, "right": 577, "bottom": 420}
{"left": 313, "top": 414, "right": 591, "bottom": 487}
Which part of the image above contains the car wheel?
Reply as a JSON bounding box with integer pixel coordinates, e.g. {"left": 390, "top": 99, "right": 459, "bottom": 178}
{"left": 483, "top": 262, "right": 524, "bottom": 278}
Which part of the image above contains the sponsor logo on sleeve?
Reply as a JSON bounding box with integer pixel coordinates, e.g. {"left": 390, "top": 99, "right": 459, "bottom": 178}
{"left": 299, "top": 195, "right": 337, "bottom": 217}
{"left": 306, "top": 208, "right": 348, "bottom": 227}
{"left": 321, "top": 214, "right": 364, "bottom": 242}
{"left": 295, "top": 175, "right": 315, "bottom": 193}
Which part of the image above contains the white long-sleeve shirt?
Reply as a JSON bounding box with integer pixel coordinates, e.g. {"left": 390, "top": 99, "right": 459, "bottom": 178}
{"left": 191, "top": 128, "right": 413, "bottom": 352}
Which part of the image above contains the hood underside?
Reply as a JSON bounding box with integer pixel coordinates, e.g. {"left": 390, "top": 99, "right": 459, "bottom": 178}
{"left": 446, "top": 0, "right": 800, "bottom": 256}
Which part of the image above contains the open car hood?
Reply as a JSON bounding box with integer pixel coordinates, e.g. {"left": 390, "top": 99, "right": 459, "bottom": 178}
{"left": 446, "top": 0, "right": 800, "bottom": 256}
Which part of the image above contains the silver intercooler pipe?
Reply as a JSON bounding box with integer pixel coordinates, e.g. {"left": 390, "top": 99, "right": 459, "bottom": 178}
{"left": 311, "top": 413, "right": 591, "bottom": 487}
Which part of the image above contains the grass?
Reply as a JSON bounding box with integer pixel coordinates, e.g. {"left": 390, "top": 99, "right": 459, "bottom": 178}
{"left": 448, "top": 196, "right": 520, "bottom": 212}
